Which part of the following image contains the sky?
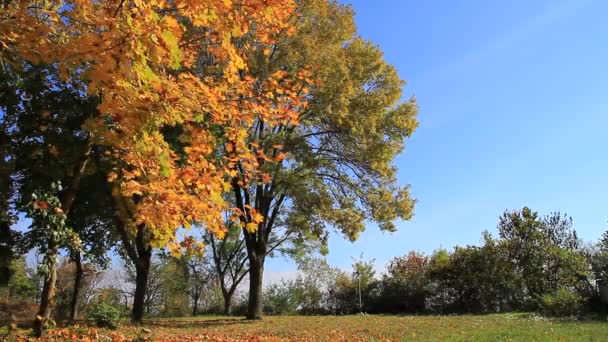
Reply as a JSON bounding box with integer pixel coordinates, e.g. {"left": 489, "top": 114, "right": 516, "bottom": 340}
{"left": 9, "top": 0, "right": 608, "bottom": 284}
{"left": 265, "top": 0, "right": 608, "bottom": 277}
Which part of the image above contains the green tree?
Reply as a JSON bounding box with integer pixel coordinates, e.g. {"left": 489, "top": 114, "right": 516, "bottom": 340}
{"left": 292, "top": 256, "right": 343, "bottom": 314}
{"left": 591, "top": 231, "right": 608, "bottom": 285}
{"left": 327, "top": 255, "right": 378, "bottom": 314}
{"left": 5, "top": 257, "right": 39, "bottom": 301}
{"left": 0, "top": 62, "right": 117, "bottom": 330}
{"left": 498, "top": 207, "right": 588, "bottom": 309}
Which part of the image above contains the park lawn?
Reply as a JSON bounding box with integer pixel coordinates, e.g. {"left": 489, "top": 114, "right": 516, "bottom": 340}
{"left": 3, "top": 314, "right": 608, "bottom": 341}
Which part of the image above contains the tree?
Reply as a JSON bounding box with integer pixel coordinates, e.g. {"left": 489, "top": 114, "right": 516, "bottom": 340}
{"left": 498, "top": 207, "right": 588, "bottom": 309}
{"left": 204, "top": 226, "right": 249, "bottom": 315}
{"left": 5, "top": 257, "right": 39, "bottom": 301}
{"left": 171, "top": 253, "right": 216, "bottom": 316}
{"left": 53, "top": 258, "right": 102, "bottom": 321}
{"left": 228, "top": 0, "right": 418, "bottom": 319}
{"left": 124, "top": 256, "right": 178, "bottom": 317}
{"left": 380, "top": 251, "right": 431, "bottom": 313}
{"left": 2, "top": 0, "right": 307, "bottom": 327}
{"left": 592, "top": 231, "right": 608, "bottom": 286}
{"left": 65, "top": 175, "right": 116, "bottom": 321}
{"left": 26, "top": 184, "right": 84, "bottom": 335}
{"left": 0, "top": 110, "right": 16, "bottom": 288}
{"left": 292, "top": 256, "right": 343, "bottom": 314}
{"left": 0, "top": 61, "right": 112, "bottom": 332}
{"left": 327, "top": 256, "right": 378, "bottom": 314}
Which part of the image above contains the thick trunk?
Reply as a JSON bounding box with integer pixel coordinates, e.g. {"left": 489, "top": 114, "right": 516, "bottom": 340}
{"left": 131, "top": 254, "right": 151, "bottom": 324}
{"left": 0, "top": 220, "right": 13, "bottom": 287}
{"left": 246, "top": 255, "right": 264, "bottom": 320}
{"left": 0, "top": 123, "right": 14, "bottom": 287}
{"left": 33, "top": 246, "right": 58, "bottom": 337}
{"left": 69, "top": 252, "right": 83, "bottom": 321}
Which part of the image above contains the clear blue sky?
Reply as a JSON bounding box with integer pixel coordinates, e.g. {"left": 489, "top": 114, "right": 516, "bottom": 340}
{"left": 267, "top": 0, "right": 608, "bottom": 273}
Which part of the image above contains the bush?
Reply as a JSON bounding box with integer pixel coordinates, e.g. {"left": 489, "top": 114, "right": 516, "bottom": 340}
{"left": 87, "top": 302, "right": 121, "bottom": 329}
{"left": 540, "top": 288, "right": 584, "bottom": 317}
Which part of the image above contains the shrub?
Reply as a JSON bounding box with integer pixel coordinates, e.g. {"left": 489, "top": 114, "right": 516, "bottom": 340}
{"left": 87, "top": 302, "right": 121, "bottom": 329}
{"left": 540, "top": 288, "right": 584, "bottom": 317}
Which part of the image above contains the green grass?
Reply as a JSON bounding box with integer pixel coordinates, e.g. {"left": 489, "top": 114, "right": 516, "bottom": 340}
{"left": 5, "top": 313, "right": 608, "bottom": 341}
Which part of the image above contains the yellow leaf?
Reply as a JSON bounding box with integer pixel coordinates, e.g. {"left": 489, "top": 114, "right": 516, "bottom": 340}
{"left": 245, "top": 222, "right": 258, "bottom": 233}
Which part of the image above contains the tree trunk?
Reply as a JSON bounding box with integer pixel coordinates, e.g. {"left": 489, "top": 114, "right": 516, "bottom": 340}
{"left": 223, "top": 290, "right": 234, "bottom": 315}
{"left": 131, "top": 253, "right": 151, "bottom": 324}
{"left": 70, "top": 252, "right": 83, "bottom": 321}
{"left": 32, "top": 142, "right": 91, "bottom": 336}
{"left": 33, "top": 246, "right": 58, "bottom": 337}
{"left": 0, "top": 220, "right": 14, "bottom": 287}
{"left": 246, "top": 255, "right": 264, "bottom": 320}
{"left": 192, "top": 295, "right": 199, "bottom": 316}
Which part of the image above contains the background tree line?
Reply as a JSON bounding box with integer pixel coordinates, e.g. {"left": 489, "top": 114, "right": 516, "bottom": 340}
{"left": 3, "top": 206, "right": 608, "bottom": 322}
{"left": 253, "top": 207, "right": 608, "bottom": 317}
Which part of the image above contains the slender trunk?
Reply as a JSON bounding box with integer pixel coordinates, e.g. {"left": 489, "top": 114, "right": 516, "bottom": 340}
{"left": 247, "top": 254, "right": 264, "bottom": 320}
{"left": 192, "top": 295, "right": 199, "bottom": 316}
{"left": 33, "top": 245, "right": 58, "bottom": 337}
{"left": 131, "top": 253, "right": 151, "bottom": 324}
{"left": 223, "top": 290, "right": 234, "bottom": 315}
{"left": 219, "top": 276, "right": 233, "bottom": 316}
{"left": 70, "top": 252, "right": 83, "bottom": 321}
{"left": 33, "top": 142, "right": 91, "bottom": 336}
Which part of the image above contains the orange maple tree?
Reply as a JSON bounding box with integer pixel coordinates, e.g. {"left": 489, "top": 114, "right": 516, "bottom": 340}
{"left": 1, "top": 0, "right": 310, "bottom": 331}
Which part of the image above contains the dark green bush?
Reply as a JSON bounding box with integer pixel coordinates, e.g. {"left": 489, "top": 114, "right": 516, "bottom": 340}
{"left": 87, "top": 302, "right": 121, "bottom": 329}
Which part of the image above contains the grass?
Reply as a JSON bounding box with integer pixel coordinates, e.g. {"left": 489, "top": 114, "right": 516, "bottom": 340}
{"left": 4, "top": 313, "right": 608, "bottom": 341}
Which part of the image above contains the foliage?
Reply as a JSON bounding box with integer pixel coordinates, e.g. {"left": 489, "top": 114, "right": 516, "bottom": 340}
{"left": 25, "top": 185, "right": 77, "bottom": 275}
{"left": 263, "top": 280, "right": 300, "bottom": 315}
{"left": 379, "top": 251, "right": 431, "bottom": 313}
{"left": 170, "top": 252, "right": 218, "bottom": 316}
{"left": 590, "top": 230, "right": 608, "bottom": 285}
{"left": 4, "top": 257, "right": 40, "bottom": 301}
{"left": 87, "top": 302, "right": 121, "bottom": 329}
{"left": 326, "top": 256, "right": 380, "bottom": 314}
{"left": 292, "top": 257, "right": 344, "bottom": 314}
{"left": 2, "top": 0, "right": 309, "bottom": 246}
{"left": 497, "top": 208, "right": 588, "bottom": 309}
{"left": 539, "top": 288, "right": 585, "bottom": 317}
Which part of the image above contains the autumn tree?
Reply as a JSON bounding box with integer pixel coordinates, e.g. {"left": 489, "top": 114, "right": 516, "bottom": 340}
{"left": 2, "top": 0, "right": 306, "bottom": 330}
{"left": 225, "top": 0, "right": 418, "bottom": 319}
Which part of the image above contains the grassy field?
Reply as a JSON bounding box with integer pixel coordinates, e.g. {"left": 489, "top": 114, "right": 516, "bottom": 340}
{"left": 3, "top": 314, "right": 608, "bottom": 341}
